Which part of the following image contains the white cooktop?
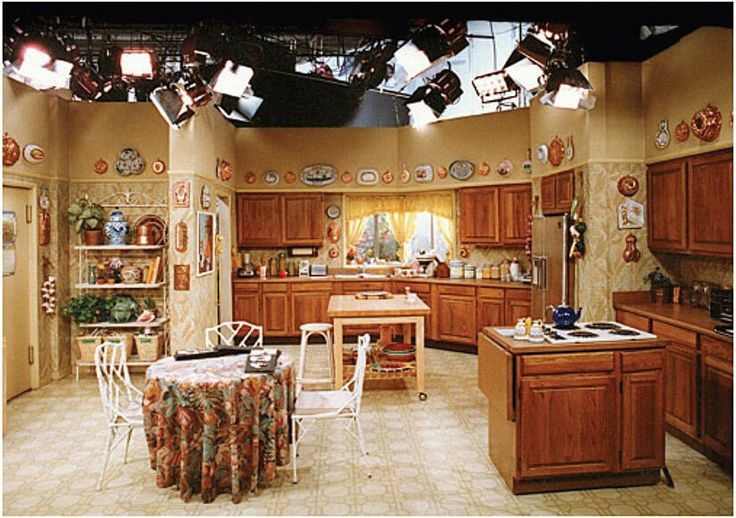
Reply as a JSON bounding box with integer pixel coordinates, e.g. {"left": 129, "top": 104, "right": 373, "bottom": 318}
{"left": 544, "top": 321, "right": 658, "bottom": 344}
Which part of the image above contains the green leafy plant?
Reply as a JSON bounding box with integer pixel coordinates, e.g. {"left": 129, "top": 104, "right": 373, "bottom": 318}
{"left": 107, "top": 295, "right": 140, "bottom": 323}
{"left": 67, "top": 197, "right": 105, "bottom": 234}
{"left": 62, "top": 294, "right": 109, "bottom": 323}
{"left": 143, "top": 297, "right": 156, "bottom": 311}
{"left": 644, "top": 267, "right": 673, "bottom": 288}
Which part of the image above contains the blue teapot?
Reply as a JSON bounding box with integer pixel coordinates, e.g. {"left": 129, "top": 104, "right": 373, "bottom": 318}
{"left": 548, "top": 304, "right": 583, "bottom": 328}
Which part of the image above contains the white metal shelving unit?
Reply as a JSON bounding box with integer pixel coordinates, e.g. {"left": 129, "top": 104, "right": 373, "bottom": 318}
{"left": 74, "top": 191, "right": 170, "bottom": 379}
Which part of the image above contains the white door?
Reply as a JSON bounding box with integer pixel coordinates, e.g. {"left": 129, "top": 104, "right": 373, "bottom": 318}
{"left": 216, "top": 196, "right": 233, "bottom": 323}
{"left": 3, "top": 186, "right": 33, "bottom": 400}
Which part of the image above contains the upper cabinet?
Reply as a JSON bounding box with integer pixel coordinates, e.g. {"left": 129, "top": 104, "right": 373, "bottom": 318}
{"left": 459, "top": 183, "right": 531, "bottom": 246}
{"left": 541, "top": 170, "right": 575, "bottom": 215}
{"left": 237, "top": 193, "right": 323, "bottom": 247}
{"left": 648, "top": 148, "right": 732, "bottom": 257}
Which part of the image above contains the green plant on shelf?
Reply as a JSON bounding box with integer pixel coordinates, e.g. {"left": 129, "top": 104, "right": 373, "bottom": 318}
{"left": 62, "top": 294, "right": 110, "bottom": 323}
{"left": 643, "top": 267, "right": 673, "bottom": 288}
{"left": 67, "top": 197, "right": 105, "bottom": 234}
{"left": 106, "top": 295, "right": 141, "bottom": 323}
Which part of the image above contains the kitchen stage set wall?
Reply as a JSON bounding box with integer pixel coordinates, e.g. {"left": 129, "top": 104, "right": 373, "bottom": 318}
{"left": 2, "top": 27, "right": 733, "bottom": 384}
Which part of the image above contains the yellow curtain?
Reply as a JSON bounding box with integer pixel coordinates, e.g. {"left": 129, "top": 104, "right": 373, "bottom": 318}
{"left": 386, "top": 210, "right": 417, "bottom": 262}
{"left": 435, "top": 215, "right": 455, "bottom": 261}
{"left": 346, "top": 215, "right": 370, "bottom": 251}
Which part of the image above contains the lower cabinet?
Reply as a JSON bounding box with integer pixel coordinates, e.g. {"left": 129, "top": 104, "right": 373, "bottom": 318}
{"left": 262, "top": 285, "right": 290, "bottom": 336}
{"left": 505, "top": 289, "right": 532, "bottom": 325}
{"left": 664, "top": 342, "right": 699, "bottom": 437}
{"left": 435, "top": 285, "right": 476, "bottom": 344}
{"left": 290, "top": 283, "right": 333, "bottom": 332}
{"left": 233, "top": 284, "right": 261, "bottom": 326}
{"left": 622, "top": 365, "right": 665, "bottom": 470}
{"left": 701, "top": 336, "right": 733, "bottom": 461}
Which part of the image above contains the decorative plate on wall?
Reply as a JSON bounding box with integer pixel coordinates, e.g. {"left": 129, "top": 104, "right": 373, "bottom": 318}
{"left": 449, "top": 160, "right": 475, "bottom": 181}
{"left": 114, "top": 147, "right": 145, "bottom": 176}
{"left": 691, "top": 104, "right": 722, "bottom": 142}
{"left": 414, "top": 165, "right": 434, "bottom": 183}
{"left": 675, "top": 120, "right": 690, "bottom": 142}
{"left": 654, "top": 119, "right": 671, "bottom": 149}
{"left": 244, "top": 171, "right": 257, "bottom": 184}
{"left": 381, "top": 170, "right": 394, "bottom": 184}
{"left": 536, "top": 144, "right": 548, "bottom": 163}
{"left": 94, "top": 159, "right": 109, "bottom": 175}
{"left": 284, "top": 171, "right": 297, "bottom": 184}
{"left": 216, "top": 159, "right": 233, "bottom": 181}
{"left": 341, "top": 171, "right": 352, "bottom": 184}
{"left": 23, "top": 144, "right": 45, "bottom": 164}
{"left": 496, "top": 159, "right": 513, "bottom": 176}
{"left": 357, "top": 169, "right": 379, "bottom": 185}
{"left": 263, "top": 171, "right": 279, "bottom": 185}
{"left": 327, "top": 222, "right": 341, "bottom": 243}
{"left": 436, "top": 165, "right": 448, "bottom": 179}
{"left": 152, "top": 159, "right": 166, "bottom": 174}
{"left": 548, "top": 137, "right": 565, "bottom": 167}
{"left": 400, "top": 165, "right": 411, "bottom": 183}
{"left": 3, "top": 133, "right": 20, "bottom": 166}
{"left": 617, "top": 175, "right": 639, "bottom": 197}
{"left": 479, "top": 162, "right": 490, "bottom": 176}
{"left": 300, "top": 164, "right": 337, "bottom": 186}
{"left": 326, "top": 204, "right": 341, "bottom": 219}
{"left": 328, "top": 247, "right": 340, "bottom": 259}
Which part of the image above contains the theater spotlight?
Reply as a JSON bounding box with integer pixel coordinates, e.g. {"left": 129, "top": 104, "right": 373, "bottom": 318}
{"left": 405, "top": 69, "right": 462, "bottom": 128}
{"left": 540, "top": 61, "right": 596, "bottom": 110}
{"left": 393, "top": 20, "right": 468, "bottom": 85}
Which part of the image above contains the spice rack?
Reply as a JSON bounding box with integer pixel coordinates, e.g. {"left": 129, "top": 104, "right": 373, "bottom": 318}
{"left": 73, "top": 191, "right": 169, "bottom": 379}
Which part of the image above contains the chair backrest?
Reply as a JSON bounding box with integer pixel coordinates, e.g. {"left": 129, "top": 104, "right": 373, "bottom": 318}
{"left": 205, "top": 321, "right": 264, "bottom": 350}
{"left": 94, "top": 341, "right": 139, "bottom": 426}
{"left": 345, "top": 334, "right": 371, "bottom": 414}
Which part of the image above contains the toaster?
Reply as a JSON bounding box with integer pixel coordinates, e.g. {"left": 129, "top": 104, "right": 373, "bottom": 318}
{"left": 309, "top": 264, "right": 328, "bottom": 277}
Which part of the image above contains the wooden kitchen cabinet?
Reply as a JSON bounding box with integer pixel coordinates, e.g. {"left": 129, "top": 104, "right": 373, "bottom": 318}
{"left": 290, "top": 283, "right": 333, "bottom": 332}
{"left": 504, "top": 289, "right": 532, "bottom": 324}
{"left": 701, "top": 335, "right": 733, "bottom": 462}
{"left": 477, "top": 287, "right": 505, "bottom": 332}
{"left": 664, "top": 342, "right": 700, "bottom": 438}
{"left": 499, "top": 184, "right": 532, "bottom": 245}
{"left": 236, "top": 194, "right": 283, "bottom": 247}
{"left": 232, "top": 284, "right": 261, "bottom": 327}
{"left": 262, "top": 284, "right": 290, "bottom": 336}
{"left": 459, "top": 186, "right": 500, "bottom": 245}
{"left": 541, "top": 170, "right": 575, "bottom": 215}
{"left": 393, "top": 281, "right": 432, "bottom": 340}
{"left": 435, "top": 285, "right": 476, "bottom": 344}
{"left": 687, "top": 149, "right": 733, "bottom": 256}
{"left": 647, "top": 159, "right": 688, "bottom": 252}
{"left": 283, "top": 194, "right": 323, "bottom": 246}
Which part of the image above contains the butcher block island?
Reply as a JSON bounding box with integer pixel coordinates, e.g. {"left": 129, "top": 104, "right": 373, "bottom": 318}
{"left": 478, "top": 324, "right": 666, "bottom": 494}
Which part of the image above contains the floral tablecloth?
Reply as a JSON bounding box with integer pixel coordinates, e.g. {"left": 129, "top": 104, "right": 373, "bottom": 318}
{"left": 142, "top": 353, "right": 294, "bottom": 503}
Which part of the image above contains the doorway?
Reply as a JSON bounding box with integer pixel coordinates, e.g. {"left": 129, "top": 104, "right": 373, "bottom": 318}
{"left": 3, "top": 185, "right": 36, "bottom": 400}
{"left": 216, "top": 195, "right": 233, "bottom": 323}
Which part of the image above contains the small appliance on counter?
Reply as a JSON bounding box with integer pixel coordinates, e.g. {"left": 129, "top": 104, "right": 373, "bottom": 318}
{"left": 298, "top": 259, "right": 310, "bottom": 278}
{"left": 309, "top": 264, "right": 328, "bottom": 277}
{"left": 237, "top": 252, "right": 256, "bottom": 278}
{"left": 710, "top": 288, "right": 733, "bottom": 338}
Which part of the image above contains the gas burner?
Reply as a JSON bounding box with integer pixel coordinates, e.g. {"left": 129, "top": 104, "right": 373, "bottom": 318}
{"left": 609, "top": 329, "right": 641, "bottom": 336}
{"left": 585, "top": 322, "right": 621, "bottom": 330}
{"left": 554, "top": 324, "right": 580, "bottom": 331}
{"left": 568, "top": 331, "right": 599, "bottom": 338}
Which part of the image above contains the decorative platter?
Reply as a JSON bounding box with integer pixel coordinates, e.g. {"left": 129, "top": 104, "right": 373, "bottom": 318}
{"left": 284, "top": 171, "right": 297, "bottom": 184}
{"left": 548, "top": 136, "right": 565, "bottom": 167}
{"left": 94, "top": 159, "right": 109, "bottom": 175}
{"left": 449, "top": 160, "right": 475, "bottom": 181}
{"left": 328, "top": 247, "right": 339, "bottom": 259}
{"left": 414, "top": 165, "right": 433, "bottom": 183}
{"left": 326, "top": 204, "right": 341, "bottom": 219}
{"left": 133, "top": 215, "right": 166, "bottom": 245}
{"left": 341, "top": 171, "right": 352, "bottom": 184}
{"left": 244, "top": 171, "right": 257, "bottom": 184}
{"left": 496, "top": 159, "right": 513, "bottom": 176}
{"left": 436, "top": 165, "right": 448, "bottom": 179}
{"left": 675, "top": 120, "right": 690, "bottom": 142}
{"left": 152, "top": 159, "right": 166, "bottom": 174}
{"left": 536, "top": 144, "right": 549, "bottom": 163}
{"left": 381, "top": 170, "right": 394, "bottom": 184}
{"left": 263, "top": 171, "right": 279, "bottom": 185}
{"left": 300, "top": 164, "right": 337, "bottom": 186}
{"left": 22, "top": 144, "right": 45, "bottom": 164}
{"left": 357, "top": 169, "right": 379, "bottom": 186}
{"left": 114, "top": 147, "right": 145, "bottom": 176}
{"left": 400, "top": 166, "right": 411, "bottom": 183}
{"left": 479, "top": 162, "right": 490, "bottom": 176}
{"left": 617, "top": 175, "right": 640, "bottom": 197}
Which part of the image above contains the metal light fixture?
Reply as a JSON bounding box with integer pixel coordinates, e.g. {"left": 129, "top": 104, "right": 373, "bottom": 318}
{"left": 503, "top": 32, "right": 554, "bottom": 94}
{"left": 540, "top": 61, "right": 596, "bottom": 110}
{"left": 406, "top": 69, "right": 462, "bottom": 128}
{"left": 120, "top": 50, "right": 155, "bottom": 78}
{"left": 70, "top": 64, "right": 106, "bottom": 100}
{"left": 209, "top": 60, "right": 254, "bottom": 98}
{"left": 4, "top": 41, "right": 74, "bottom": 92}
{"left": 150, "top": 84, "right": 196, "bottom": 128}
{"left": 214, "top": 88, "right": 264, "bottom": 124}
{"left": 393, "top": 20, "right": 468, "bottom": 85}
{"left": 471, "top": 69, "right": 518, "bottom": 104}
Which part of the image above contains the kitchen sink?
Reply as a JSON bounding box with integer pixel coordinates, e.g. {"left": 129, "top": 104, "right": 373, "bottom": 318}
{"left": 333, "top": 273, "right": 389, "bottom": 279}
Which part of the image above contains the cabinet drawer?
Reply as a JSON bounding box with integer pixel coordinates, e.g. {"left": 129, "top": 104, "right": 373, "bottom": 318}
{"left": 233, "top": 282, "right": 260, "bottom": 292}
{"left": 616, "top": 310, "right": 650, "bottom": 332}
{"left": 342, "top": 281, "right": 388, "bottom": 293}
{"left": 521, "top": 352, "right": 615, "bottom": 376}
{"left": 394, "top": 281, "right": 431, "bottom": 294}
{"left": 702, "top": 335, "right": 733, "bottom": 364}
{"left": 477, "top": 287, "right": 504, "bottom": 299}
{"left": 505, "top": 288, "right": 531, "bottom": 301}
{"left": 262, "top": 283, "right": 288, "bottom": 292}
{"left": 652, "top": 320, "right": 698, "bottom": 348}
{"left": 291, "top": 282, "right": 333, "bottom": 292}
{"left": 622, "top": 349, "right": 664, "bottom": 372}
{"left": 436, "top": 284, "right": 475, "bottom": 297}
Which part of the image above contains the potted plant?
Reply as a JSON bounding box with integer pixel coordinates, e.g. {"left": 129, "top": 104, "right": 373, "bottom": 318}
{"left": 644, "top": 267, "right": 674, "bottom": 303}
{"left": 68, "top": 196, "right": 106, "bottom": 245}
{"left": 106, "top": 294, "right": 140, "bottom": 323}
{"left": 62, "top": 294, "right": 109, "bottom": 362}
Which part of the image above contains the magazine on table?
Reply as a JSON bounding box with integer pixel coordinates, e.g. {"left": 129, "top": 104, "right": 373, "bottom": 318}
{"left": 244, "top": 348, "right": 281, "bottom": 373}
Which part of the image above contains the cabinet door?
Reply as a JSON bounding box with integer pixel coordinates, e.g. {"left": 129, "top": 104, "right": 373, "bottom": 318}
{"left": 237, "top": 194, "right": 283, "bottom": 246}
{"left": 233, "top": 290, "right": 261, "bottom": 327}
{"left": 622, "top": 370, "right": 665, "bottom": 470}
{"left": 664, "top": 342, "right": 699, "bottom": 437}
{"left": 540, "top": 175, "right": 557, "bottom": 215}
{"left": 283, "top": 194, "right": 324, "bottom": 246}
{"left": 701, "top": 340, "right": 733, "bottom": 459}
{"left": 519, "top": 373, "right": 617, "bottom": 478}
{"left": 500, "top": 184, "right": 532, "bottom": 245}
{"left": 477, "top": 297, "right": 504, "bottom": 332}
{"left": 687, "top": 150, "right": 733, "bottom": 256}
{"left": 436, "top": 295, "right": 476, "bottom": 344}
{"left": 459, "top": 187, "right": 500, "bottom": 244}
{"left": 290, "top": 291, "right": 331, "bottom": 332}
{"left": 555, "top": 170, "right": 575, "bottom": 213}
{"left": 647, "top": 160, "right": 687, "bottom": 252}
{"left": 262, "top": 291, "right": 290, "bottom": 336}
{"left": 505, "top": 298, "right": 532, "bottom": 326}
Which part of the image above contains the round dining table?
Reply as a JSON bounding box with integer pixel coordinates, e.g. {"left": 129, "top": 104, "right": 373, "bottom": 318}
{"left": 142, "top": 352, "right": 294, "bottom": 503}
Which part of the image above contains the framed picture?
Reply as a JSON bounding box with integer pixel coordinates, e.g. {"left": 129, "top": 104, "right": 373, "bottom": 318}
{"left": 617, "top": 199, "right": 645, "bottom": 229}
{"left": 173, "top": 264, "right": 190, "bottom": 291}
{"left": 196, "top": 212, "right": 215, "bottom": 276}
{"left": 172, "top": 180, "right": 190, "bottom": 208}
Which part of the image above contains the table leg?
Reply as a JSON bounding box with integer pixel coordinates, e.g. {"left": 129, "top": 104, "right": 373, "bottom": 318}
{"left": 333, "top": 319, "right": 344, "bottom": 390}
{"left": 379, "top": 325, "right": 391, "bottom": 346}
{"left": 402, "top": 323, "right": 412, "bottom": 345}
{"left": 415, "top": 317, "right": 425, "bottom": 398}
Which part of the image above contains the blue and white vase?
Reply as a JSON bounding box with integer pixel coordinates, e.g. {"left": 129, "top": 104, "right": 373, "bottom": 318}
{"left": 104, "top": 208, "right": 129, "bottom": 245}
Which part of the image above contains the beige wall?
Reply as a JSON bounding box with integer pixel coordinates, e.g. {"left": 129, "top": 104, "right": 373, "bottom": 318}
{"left": 643, "top": 27, "right": 733, "bottom": 163}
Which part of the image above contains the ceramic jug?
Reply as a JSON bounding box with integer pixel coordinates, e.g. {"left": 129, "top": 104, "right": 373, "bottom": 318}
{"left": 104, "top": 208, "right": 129, "bottom": 246}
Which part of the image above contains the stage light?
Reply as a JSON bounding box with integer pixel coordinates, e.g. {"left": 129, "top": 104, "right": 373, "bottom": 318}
{"left": 120, "top": 51, "right": 155, "bottom": 78}
{"left": 406, "top": 69, "right": 462, "bottom": 128}
{"left": 209, "top": 60, "right": 254, "bottom": 98}
{"left": 214, "top": 89, "right": 264, "bottom": 124}
{"left": 71, "top": 64, "right": 104, "bottom": 101}
{"left": 393, "top": 20, "right": 468, "bottom": 85}
{"left": 150, "top": 85, "right": 196, "bottom": 129}
{"left": 4, "top": 42, "right": 73, "bottom": 92}
{"left": 503, "top": 32, "right": 555, "bottom": 94}
{"left": 540, "top": 62, "right": 595, "bottom": 110}
{"left": 471, "top": 70, "right": 518, "bottom": 104}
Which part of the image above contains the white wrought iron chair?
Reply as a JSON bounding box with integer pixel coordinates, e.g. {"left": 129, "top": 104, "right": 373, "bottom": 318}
{"left": 205, "top": 321, "right": 264, "bottom": 349}
{"left": 291, "top": 333, "right": 372, "bottom": 483}
{"left": 94, "top": 340, "right": 143, "bottom": 490}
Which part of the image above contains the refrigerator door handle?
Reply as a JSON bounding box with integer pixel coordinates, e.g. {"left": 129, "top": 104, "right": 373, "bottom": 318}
{"left": 532, "top": 256, "right": 547, "bottom": 290}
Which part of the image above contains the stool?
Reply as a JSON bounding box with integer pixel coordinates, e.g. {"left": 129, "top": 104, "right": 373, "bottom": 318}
{"left": 297, "top": 323, "right": 334, "bottom": 396}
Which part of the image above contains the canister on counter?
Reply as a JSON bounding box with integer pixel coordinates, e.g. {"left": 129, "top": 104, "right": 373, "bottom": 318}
{"left": 475, "top": 267, "right": 484, "bottom": 279}
{"left": 464, "top": 264, "right": 476, "bottom": 279}
{"left": 449, "top": 260, "right": 464, "bottom": 279}
{"left": 490, "top": 264, "right": 500, "bottom": 280}
{"left": 482, "top": 264, "right": 492, "bottom": 279}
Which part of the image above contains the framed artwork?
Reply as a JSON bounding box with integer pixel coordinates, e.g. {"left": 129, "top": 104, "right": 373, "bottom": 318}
{"left": 617, "top": 199, "right": 644, "bottom": 229}
{"left": 196, "top": 211, "right": 215, "bottom": 276}
{"left": 173, "top": 264, "right": 190, "bottom": 291}
{"left": 172, "top": 180, "right": 190, "bottom": 208}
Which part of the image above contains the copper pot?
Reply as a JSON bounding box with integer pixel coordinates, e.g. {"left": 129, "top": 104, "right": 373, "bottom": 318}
{"left": 691, "top": 104, "right": 722, "bottom": 142}
{"left": 135, "top": 223, "right": 154, "bottom": 245}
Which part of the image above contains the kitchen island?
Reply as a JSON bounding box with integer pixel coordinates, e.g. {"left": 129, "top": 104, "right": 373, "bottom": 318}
{"left": 478, "top": 325, "right": 666, "bottom": 494}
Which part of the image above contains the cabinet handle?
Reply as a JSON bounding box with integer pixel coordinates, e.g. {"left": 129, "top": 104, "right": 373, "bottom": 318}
{"left": 28, "top": 345, "right": 34, "bottom": 365}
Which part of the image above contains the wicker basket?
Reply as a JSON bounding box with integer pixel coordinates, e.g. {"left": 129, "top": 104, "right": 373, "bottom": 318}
{"left": 134, "top": 334, "right": 161, "bottom": 362}
{"left": 76, "top": 336, "right": 103, "bottom": 362}
{"left": 102, "top": 334, "right": 134, "bottom": 360}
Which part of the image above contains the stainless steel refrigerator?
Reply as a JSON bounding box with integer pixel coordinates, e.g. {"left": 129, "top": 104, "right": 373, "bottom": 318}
{"left": 531, "top": 214, "right": 575, "bottom": 321}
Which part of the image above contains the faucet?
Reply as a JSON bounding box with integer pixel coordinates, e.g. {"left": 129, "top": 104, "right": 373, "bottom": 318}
{"left": 358, "top": 264, "right": 366, "bottom": 276}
